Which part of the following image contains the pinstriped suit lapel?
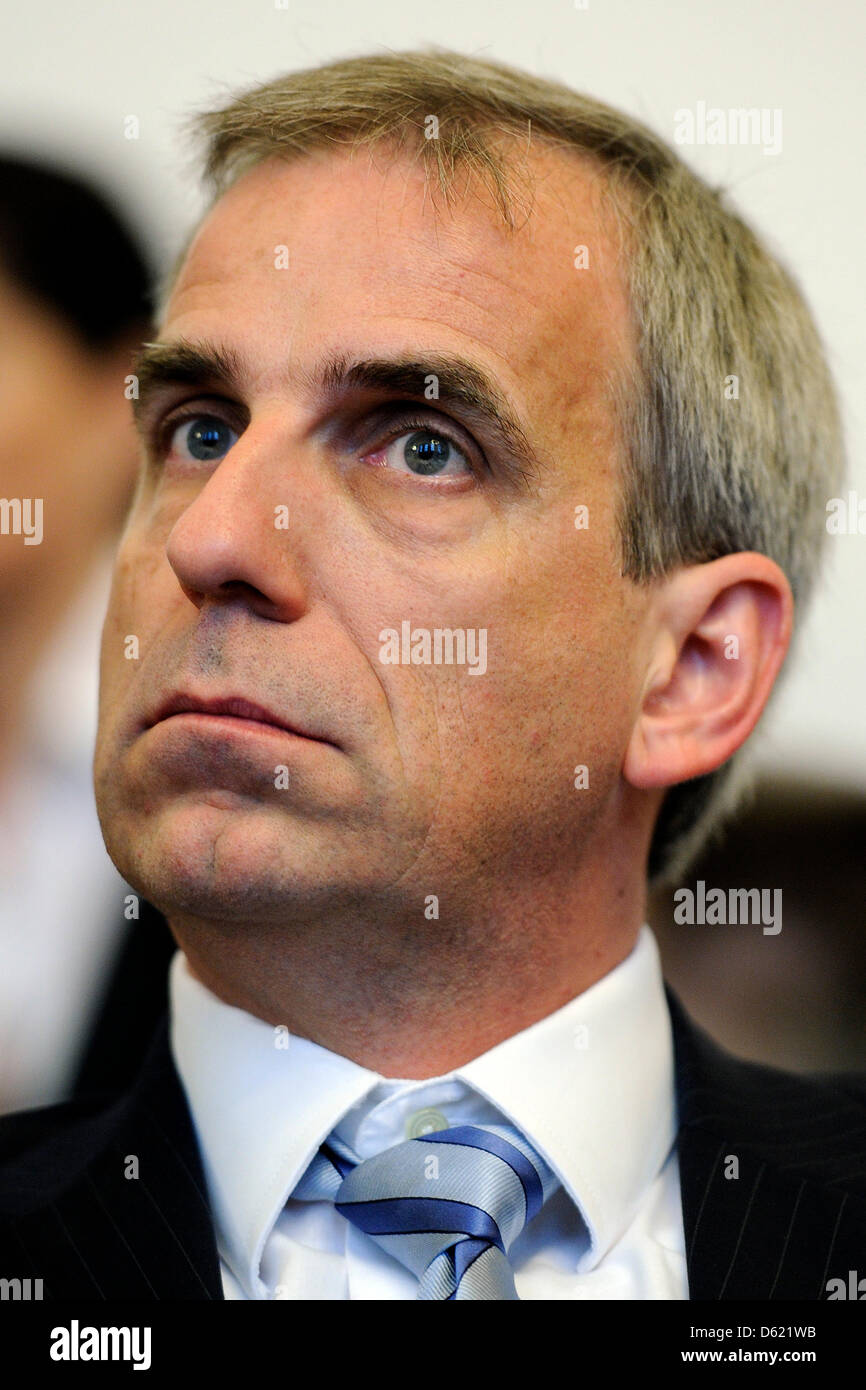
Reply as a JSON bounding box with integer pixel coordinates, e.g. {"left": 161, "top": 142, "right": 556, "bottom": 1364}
{"left": 8, "top": 1020, "right": 223, "bottom": 1300}
{"left": 667, "top": 988, "right": 866, "bottom": 1300}
{"left": 7, "top": 991, "right": 866, "bottom": 1301}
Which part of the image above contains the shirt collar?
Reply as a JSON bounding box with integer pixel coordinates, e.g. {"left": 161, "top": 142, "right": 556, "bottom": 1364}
{"left": 455, "top": 925, "right": 677, "bottom": 1265}
{"left": 169, "top": 924, "right": 676, "bottom": 1297}
{"left": 170, "top": 957, "right": 380, "bottom": 1298}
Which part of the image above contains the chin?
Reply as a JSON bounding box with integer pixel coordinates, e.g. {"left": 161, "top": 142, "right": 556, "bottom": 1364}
{"left": 100, "top": 798, "right": 371, "bottom": 926}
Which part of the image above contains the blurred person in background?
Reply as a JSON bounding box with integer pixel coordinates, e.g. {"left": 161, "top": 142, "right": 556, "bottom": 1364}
{"left": 0, "top": 154, "right": 172, "bottom": 1112}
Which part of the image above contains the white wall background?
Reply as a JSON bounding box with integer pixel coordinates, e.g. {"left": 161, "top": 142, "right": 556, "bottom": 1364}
{"left": 2, "top": 0, "right": 863, "bottom": 789}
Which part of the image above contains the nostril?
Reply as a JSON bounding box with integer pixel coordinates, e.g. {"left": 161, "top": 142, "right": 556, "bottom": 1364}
{"left": 217, "top": 579, "right": 266, "bottom": 601}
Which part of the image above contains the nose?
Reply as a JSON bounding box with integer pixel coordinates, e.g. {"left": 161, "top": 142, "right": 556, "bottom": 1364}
{"left": 164, "top": 425, "right": 308, "bottom": 621}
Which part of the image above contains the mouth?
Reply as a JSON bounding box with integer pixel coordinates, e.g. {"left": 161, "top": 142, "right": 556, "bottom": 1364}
{"left": 145, "top": 693, "right": 338, "bottom": 747}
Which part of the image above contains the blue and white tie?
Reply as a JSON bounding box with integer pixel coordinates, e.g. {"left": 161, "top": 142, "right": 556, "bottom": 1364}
{"left": 292, "top": 1123, "right": 559, "bottom": 1299}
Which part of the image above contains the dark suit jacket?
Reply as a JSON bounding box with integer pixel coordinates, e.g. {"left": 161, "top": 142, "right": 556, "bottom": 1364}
{"left": 1, "top": 988, "right": 865, "bottom": 1300}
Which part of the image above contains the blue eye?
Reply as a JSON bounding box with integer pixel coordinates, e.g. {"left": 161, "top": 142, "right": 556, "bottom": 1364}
{"left": 169, "top": 414, "right": 237, "bottom": 463}
{"left": 375, "top": 427, "right": 472, "bottom": 478}
{"left": 404, "top": 430, "right": 455, "bottom": 475}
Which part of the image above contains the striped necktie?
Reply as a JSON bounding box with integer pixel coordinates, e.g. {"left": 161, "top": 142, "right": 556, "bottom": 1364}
{"left": 292, "top": 1122, "right": 559, "bottom": 1299}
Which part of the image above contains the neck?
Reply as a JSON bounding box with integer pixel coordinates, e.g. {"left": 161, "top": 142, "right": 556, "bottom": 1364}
{"left": 170, "top": 854, "right": 646, "bottom": 1079}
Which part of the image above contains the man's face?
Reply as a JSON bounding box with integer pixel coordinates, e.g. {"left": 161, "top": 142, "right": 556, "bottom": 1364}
{"left": 94, "top": 144, "right": 652, "bottom": 927}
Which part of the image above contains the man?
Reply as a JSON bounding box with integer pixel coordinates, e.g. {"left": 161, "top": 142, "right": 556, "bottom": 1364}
{"left": 0, "top": 48, "right": 863, "bottom": 1301}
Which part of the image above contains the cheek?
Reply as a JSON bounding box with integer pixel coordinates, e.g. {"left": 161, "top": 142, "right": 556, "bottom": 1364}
{"left": 453, "top": 588, "right": 639, "bottom": 786}
{"left": 98, "top": 595, "right": 134, "bottom": 725}
{"left": 99, "top": 537, "right": 162, "bottom": 691}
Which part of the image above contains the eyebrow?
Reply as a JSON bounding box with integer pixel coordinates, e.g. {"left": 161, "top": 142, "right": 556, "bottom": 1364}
{"left": 130, "top": 338, "right": 546, "bottom": 487}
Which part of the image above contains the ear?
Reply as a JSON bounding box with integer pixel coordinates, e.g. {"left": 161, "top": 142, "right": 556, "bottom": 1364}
{"left": 623, "top": 552, "right": 793, "bottom": 789}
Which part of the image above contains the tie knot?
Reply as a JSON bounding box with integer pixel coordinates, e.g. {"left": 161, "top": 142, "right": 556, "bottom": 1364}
{"left": 293, "top": 1121, "right": 559, "bottom": 1299}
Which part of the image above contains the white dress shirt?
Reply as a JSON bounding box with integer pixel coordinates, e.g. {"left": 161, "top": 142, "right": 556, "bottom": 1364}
{"left": 169, "top": 924, "right": 688, "bottom": 1299}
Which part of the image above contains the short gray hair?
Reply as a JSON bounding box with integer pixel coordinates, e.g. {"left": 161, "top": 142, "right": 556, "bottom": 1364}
{"left": 170, "top": 46, "right": 846, "bottom": 884}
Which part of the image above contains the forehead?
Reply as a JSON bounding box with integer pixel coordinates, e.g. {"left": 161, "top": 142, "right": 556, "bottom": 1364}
{"left": 165, "top": 142, "right": 633, "bottom": 438}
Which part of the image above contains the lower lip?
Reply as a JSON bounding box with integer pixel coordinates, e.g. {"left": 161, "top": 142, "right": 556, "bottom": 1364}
{"left": 152, "top": 712, "right": 329, "bottom": 745}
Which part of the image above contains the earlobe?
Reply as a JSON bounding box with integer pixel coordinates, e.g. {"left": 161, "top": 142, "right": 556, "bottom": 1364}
{"left": 623, "top": 553, "right": 793, "bottom": 791}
